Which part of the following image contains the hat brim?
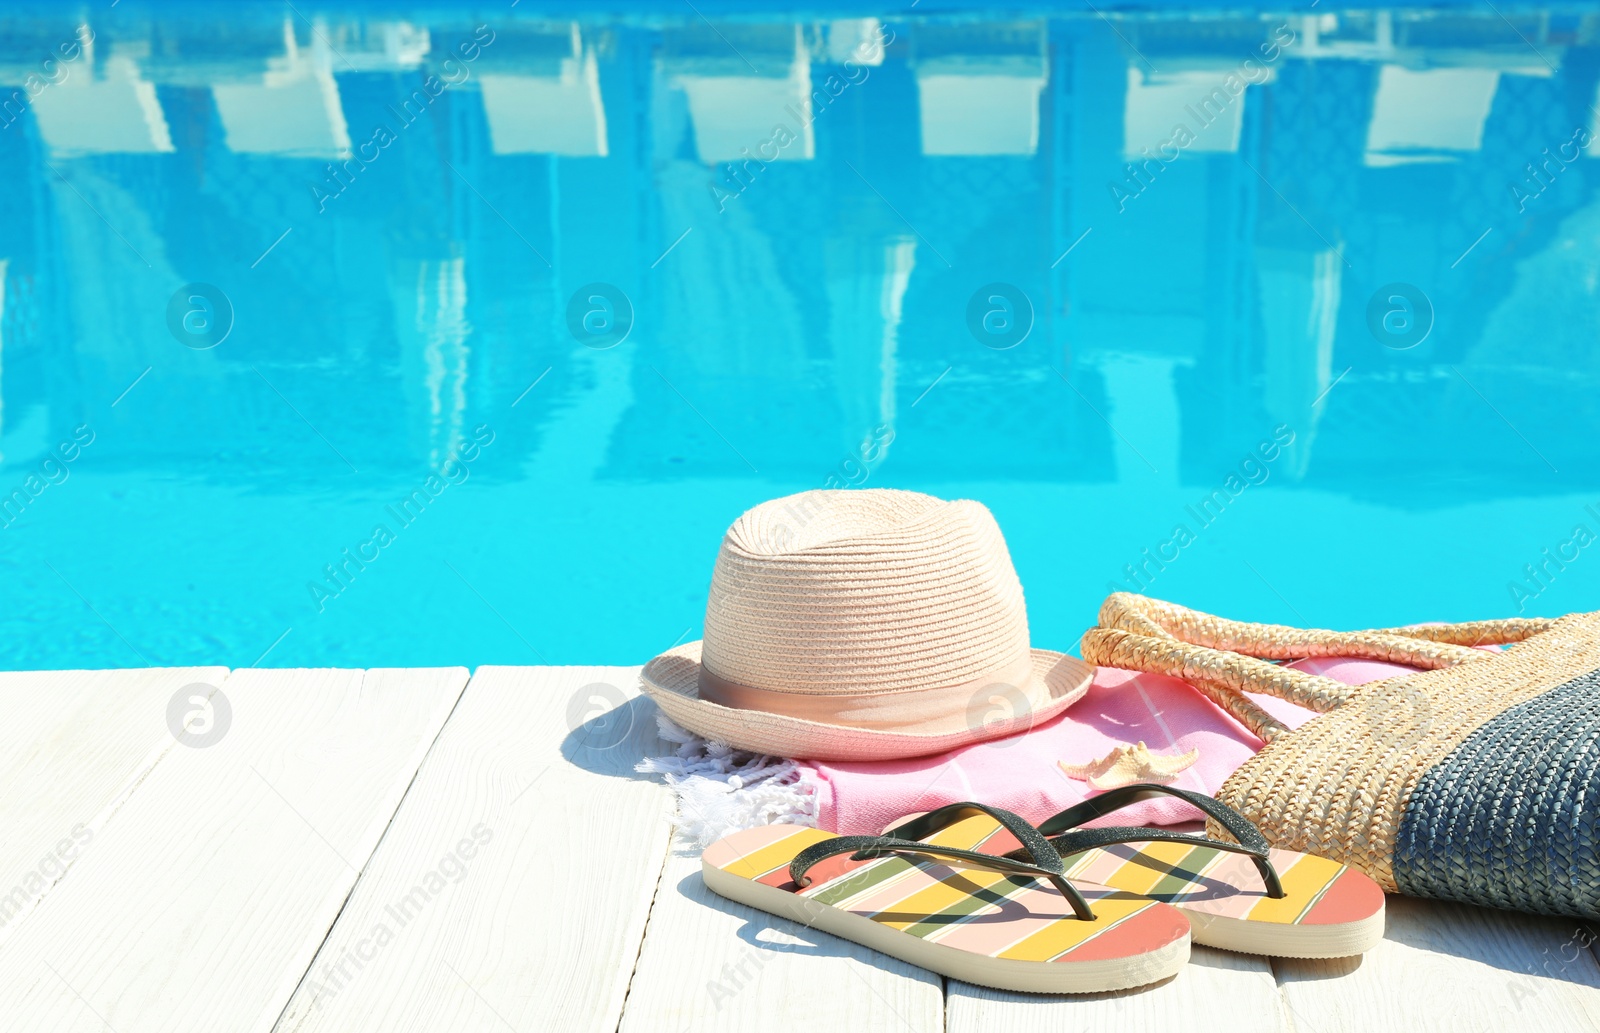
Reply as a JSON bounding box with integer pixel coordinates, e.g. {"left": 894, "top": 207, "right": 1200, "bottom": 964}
{"left": 638, "top": 642, "right": 1094, "bottom": 762}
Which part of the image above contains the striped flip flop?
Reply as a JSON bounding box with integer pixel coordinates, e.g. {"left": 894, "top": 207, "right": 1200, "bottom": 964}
{"left": 892, "top": 785, "right": 1386, "bottom": 959}
{"left": 702, "top": 802, "right": 1190, "bottom": 994}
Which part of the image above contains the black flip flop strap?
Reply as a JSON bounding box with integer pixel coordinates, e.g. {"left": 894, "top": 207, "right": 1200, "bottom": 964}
{"left": 1032, "top": 783, "right": 1284, "bottom": 899}
{"left": 882, "top": 801, "right": 1068, "bottom": 875}
{"left": 789, "top": 836, "right": 1096, "bottom": 921}
{"left": 1043, "top": 825, "right": 1284, "bottom": 899}
{"left": 1038, "top": 783, "right": 1268, "bottom": 851}
{"left": 881, "top": 801, "right": 1094, "bottom": 916}
{"left": 790, "top": 801, "right": 1097, "bottom": 921}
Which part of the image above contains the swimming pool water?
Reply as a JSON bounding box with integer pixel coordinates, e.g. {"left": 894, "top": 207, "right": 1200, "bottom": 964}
{"left": 1, "top": 4, "right": 1598, "bottom": 671}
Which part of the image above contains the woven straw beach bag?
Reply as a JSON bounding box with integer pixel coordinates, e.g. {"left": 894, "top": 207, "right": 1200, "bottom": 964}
{"left": 1080, "top": 592, "right": 1600, "bottom": 918}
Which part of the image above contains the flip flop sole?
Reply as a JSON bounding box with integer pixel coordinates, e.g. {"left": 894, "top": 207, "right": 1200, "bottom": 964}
{"left": 884, "top": 813, "right": 1387, "bottom": 959}
{"left": 703, "top": 821, "right": 1191, "bottom": 994}
{"left": 1062, "top": 841, "right": 1386, "bottom": 959}
{"left": 1182, "top": 901, "right": 1386, "bottom": 959}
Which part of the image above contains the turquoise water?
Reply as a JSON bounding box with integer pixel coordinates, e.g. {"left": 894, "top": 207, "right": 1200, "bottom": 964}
{"left": 1, "top": 5, "right": 1598, "bottom": 670}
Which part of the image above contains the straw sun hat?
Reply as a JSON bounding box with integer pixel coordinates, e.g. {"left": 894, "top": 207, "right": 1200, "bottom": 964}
{"left": 640, "top": 489, "right": 1093, "bottom": 761}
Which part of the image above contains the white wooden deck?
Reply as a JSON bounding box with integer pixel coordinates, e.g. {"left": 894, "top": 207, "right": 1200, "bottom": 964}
{"left": 4, "top": 666, "right": 1599, "bottom": 1032}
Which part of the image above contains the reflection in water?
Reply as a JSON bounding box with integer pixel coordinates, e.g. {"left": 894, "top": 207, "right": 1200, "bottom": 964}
{"left": 914, "top": 22, "right": 1048, "bottom": 157}
{"left": 479, "top": 25, "right": 608, "bottom": 158}
{"left": 0, "top": 5, "right": 1598, "bottom": 669}
{"left": 665, "top": 23, "right": 817, "bottom": 163}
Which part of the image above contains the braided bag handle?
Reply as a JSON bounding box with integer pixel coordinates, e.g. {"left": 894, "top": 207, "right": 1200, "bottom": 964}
{"left": 1081, "top": 593, "right": 1558, "bottom": 742}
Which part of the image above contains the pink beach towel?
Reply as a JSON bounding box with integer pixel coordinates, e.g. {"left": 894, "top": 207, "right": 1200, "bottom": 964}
{"left": 798, "top": 656, "right": 1427, "bottom": 836}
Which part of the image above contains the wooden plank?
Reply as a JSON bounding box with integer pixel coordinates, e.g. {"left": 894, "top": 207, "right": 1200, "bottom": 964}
{"left": 618, "top": 849, "right": 943, "bottom": 1033}
{"left": 1275, "top": 895, "right": 1600, "bottom": 1032}
{"left": 948, "top": 946, "right": 1286, "bottom": 1032}
{"left": 0, "top": 667, "right": 467, "bottom": 1033}
{"left": 272, "top": 665, "right": 675, "bottom": 1033}
{"left": 0, "top": 667, "right": 228, "bottom": 939}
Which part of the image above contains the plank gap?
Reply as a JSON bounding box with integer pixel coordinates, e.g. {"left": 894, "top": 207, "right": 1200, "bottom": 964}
{"left": 266, "top": 668, "right": 471, "bottom": 1033}
{"left": 610, "top": 821, "right": 680, "bottom": 1033}
{"left": 271, "top": 666, "right": 674, "bottom": 1033}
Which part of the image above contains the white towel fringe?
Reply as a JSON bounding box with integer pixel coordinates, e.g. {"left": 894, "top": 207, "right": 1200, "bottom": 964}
{"left": 636, "top": 713, "right": 818, "bottom": 850}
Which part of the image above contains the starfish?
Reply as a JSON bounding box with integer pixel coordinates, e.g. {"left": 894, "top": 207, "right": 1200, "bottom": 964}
{"left": 1058, "top": 741, "right": 1200, "bottom": 790}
